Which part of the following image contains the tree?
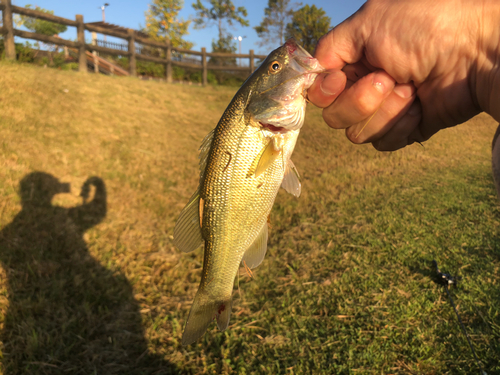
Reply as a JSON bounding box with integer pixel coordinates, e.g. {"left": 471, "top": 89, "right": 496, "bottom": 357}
{"left": 144, "top": 0, "right": 193, "bottom": 49}
{"left": 209, "top": 35, "right": 236, "bottom": 65}
{"left": 19, "top": 5, "right": 68, "bottom": 63}
{"left": 285, "top": 4, "right": 330, "bottom": 54}
{"left": 20, "top": 5, "right": 67, "bottom": 37}
{"left": 192, "top": 0, "right": 249, "bottom": 51}
{"left": 254, "top": 0, "right": 300, "bottom": 48}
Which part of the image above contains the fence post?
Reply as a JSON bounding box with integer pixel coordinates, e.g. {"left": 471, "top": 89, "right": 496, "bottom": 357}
{"left": 76, "top": 15, "right": 86, "bottom": 73}
{"left": 127, "top": 29, "right": 136, "bottom": 77}
{"left": 201, "top": 47, "right": 207, "bottom": 86}
{"left": 2, "top": 0, "right": 16, "bottom": 60}
{"left": 165, "top": 40, "right": 172, "bottom": 83}
{"left": 91, "top": 32, "right": 98, "bottom": 73}
{"left": 249, "top": 49, "right": 255, "bottom": 74}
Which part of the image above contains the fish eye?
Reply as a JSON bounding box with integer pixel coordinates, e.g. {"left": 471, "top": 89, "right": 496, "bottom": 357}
{"left": 269, "top": 61, "right": 282, "bottom": 74}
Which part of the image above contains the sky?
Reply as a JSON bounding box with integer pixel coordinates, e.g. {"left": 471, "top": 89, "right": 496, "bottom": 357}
{"left": 10, "top": 0, "right": 366, "bottom": 55}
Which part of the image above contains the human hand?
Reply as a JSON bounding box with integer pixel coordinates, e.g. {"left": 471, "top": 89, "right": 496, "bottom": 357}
{"left": 308, "top": 0, "right": 500, "bottom": 151}
{"left": 80, "top": 177, "right": 105, "bottom": 203}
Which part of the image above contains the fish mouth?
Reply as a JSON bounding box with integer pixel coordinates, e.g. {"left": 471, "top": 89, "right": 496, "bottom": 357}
{"left": 259, "top": 122, "right": 289, "bottom": 134}
{"left": 285, "top": 38, "right": 324, "bottom": 79}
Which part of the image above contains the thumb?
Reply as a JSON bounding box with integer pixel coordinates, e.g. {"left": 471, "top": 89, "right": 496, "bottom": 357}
{"left": 308, "top": 8, "right": 369, "bottom": 108}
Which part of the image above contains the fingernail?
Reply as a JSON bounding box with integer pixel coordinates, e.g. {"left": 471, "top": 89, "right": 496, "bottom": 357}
{"left": 320, "top": 71, "right": 343, "bottom": 96}
{"left": 372, "top": 71, "right": 394, "bottom": 94}
{"left": 393, "top": 84, "right": 415, "bottom": 99}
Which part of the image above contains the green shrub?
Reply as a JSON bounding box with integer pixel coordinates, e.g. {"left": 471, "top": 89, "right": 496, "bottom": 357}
{"left": 137, "top": 61, "right": 164, "bottom": 77}
{"left": 16, "top": 42, "right": 36, "bottom": 63}
{"left": 61, "top": 62, "right": 79, "bottom": 71}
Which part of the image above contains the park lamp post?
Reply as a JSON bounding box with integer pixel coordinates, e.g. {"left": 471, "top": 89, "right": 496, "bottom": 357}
{"left": 233, "top": 35, "right": 246, "bottom": 66}
{"left": 100, "top": 3, "right": 110, "bottom": 41}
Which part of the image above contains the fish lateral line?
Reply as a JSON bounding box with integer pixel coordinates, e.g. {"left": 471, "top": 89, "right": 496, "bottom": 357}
{"left": 223, "top": 151, "right": 232, "bottom": 172}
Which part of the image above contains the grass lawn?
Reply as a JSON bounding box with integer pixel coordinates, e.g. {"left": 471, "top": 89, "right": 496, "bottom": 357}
{"left": 0, "top": 61, "right": 499, "bottom": 374}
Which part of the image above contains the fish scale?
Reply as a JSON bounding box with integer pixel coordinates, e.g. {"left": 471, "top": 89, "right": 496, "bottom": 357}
{"left": 174, "top": 38, "right": 324, "bottom": 345}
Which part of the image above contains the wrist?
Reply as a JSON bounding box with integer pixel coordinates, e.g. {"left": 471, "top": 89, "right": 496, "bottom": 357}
{"left": 474, "top": 0, "right": 500, "bottom": 122}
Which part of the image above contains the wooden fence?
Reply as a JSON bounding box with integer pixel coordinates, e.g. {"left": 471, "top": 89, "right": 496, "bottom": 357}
{"left": 0, "top": 0, "right": 266, "bottom": 85}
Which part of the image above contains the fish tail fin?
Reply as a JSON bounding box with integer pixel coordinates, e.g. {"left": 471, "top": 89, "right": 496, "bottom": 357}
{"left": 181, "top": 290, "right": 232, "bottom": 346}
{"left": 216, "top": 297, "right": 232, "bottom": 331}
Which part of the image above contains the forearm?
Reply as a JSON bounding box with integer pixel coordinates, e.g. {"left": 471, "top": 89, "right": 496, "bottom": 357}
{"left": 474, "top": 0, "right": 500, "bottom": 122}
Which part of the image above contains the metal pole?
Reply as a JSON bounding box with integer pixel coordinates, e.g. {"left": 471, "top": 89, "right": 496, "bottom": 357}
{"left": 239, "top": 38, "right": 241, "bottom": 67}
{"left": 100, "top": 3, "right": 109, "bottom": 42}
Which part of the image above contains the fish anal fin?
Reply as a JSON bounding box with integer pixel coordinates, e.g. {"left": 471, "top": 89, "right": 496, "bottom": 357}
{"left": 281, "top": 159, "right": 301, "bottom": 197}
{"left": 247, "top": 139, "right": 282, "bottom": 178}
{"left": 241, "top": 224, "right": 269, "bottom": 269}
{"left": 173, "top": 190, "right": 203, "bottom": 253}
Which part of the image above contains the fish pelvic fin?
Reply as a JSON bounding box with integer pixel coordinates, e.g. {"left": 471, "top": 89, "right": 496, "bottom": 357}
{"left": 281, "top": 159, "right": 301, "bottom": 197}
{"left": 182, "top": 290, "right": 233, "bottom": 346}
{"left": 173, "top": 189, "right": 203, "bottom": 253}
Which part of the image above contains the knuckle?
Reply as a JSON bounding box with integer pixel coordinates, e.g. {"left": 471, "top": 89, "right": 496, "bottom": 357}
{"left": 355, "top": 91, "right": 380, "bottom": 118}
{"left": 322, "top": 109, "right": 343, "bottom": 129}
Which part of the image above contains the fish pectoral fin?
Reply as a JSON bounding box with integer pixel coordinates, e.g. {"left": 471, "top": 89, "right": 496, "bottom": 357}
{"left": 241, "top": 223, "right": 269, "bottom": 269}
{"left": 247, "top": 139, "right": 282, "bottom": 178}
{"left": 281, "top": 159, "right": 302, "bottom": 197}
{"left": 181, "top": 291, "right": 232, "bottom": 345}
{"left": 173, "top": 190, "right": 204, "bottom": 253}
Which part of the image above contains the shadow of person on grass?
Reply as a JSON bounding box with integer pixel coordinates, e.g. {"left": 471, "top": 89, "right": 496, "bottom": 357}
{"left": 0, "top": 172, "right": 178, "bottom": 375}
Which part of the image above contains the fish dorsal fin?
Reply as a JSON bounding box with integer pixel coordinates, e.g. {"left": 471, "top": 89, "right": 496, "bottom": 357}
{"left": 247, "top": 138, "right": 282, "bottom": 178}
{"left": 241, "top": 224, "right": 269, "bottom": 269}
{"left": 281, "top": 160, "right": 301, "bottom": 197}
{"left": 199, "top": 128, "right": 215, "bottom": 177}
{"left": 173, "top": 190, "right": 204, "bottom": 253}
{"left": 174, "top": 129, "right": 213, "bottom": 253}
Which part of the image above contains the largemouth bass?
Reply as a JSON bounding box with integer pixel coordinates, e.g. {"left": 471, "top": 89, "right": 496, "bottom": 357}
{"left": 174, "top": 39, "right": 323, "bottom": 345}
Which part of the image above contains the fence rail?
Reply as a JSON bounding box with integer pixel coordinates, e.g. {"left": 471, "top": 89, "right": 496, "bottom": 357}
{"left": 0, "top": 0, "right": 267, "bottom": 85}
